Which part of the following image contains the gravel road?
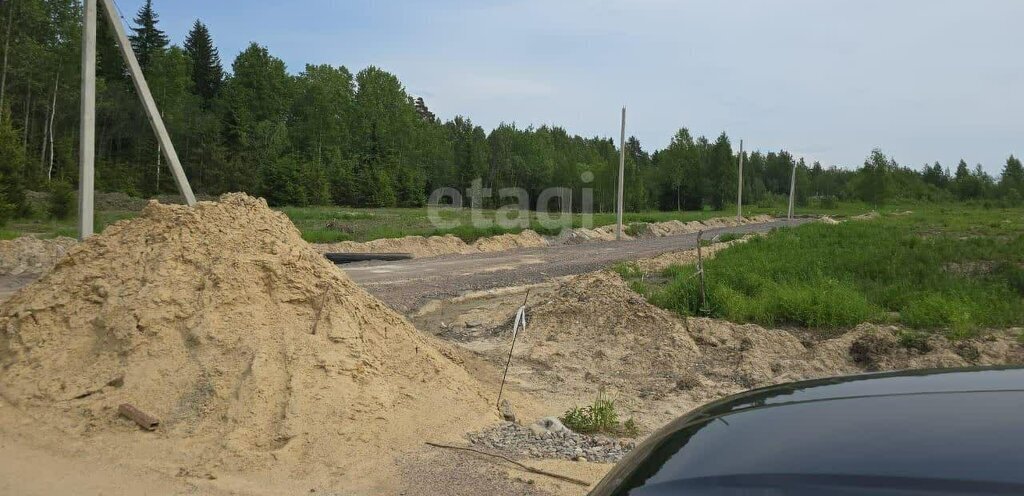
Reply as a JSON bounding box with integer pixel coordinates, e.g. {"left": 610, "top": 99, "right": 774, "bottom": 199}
{"left": 344, "top": 218, "right": 809, "bottom": 312}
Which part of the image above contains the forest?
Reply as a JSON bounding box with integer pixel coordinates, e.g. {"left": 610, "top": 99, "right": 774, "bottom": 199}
{"left": 0, "top": 0, "right": 1022, "bottom": 226}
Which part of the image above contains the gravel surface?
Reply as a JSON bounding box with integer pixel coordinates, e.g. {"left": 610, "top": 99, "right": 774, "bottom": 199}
{"left": 344, "top": 218, "right": 809, "bottom": 312}
{"left": 468, "top": 422, "right": 637, "bottom": 464}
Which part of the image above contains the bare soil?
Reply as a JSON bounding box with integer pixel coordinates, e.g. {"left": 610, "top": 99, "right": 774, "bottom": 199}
{"left": 0, "top": 194, "right": 505, "bottom": 495}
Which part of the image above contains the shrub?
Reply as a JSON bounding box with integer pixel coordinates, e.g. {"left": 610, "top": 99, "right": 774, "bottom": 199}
{"left": 48, "top": 180, "right": 75, "bottom": 220}
{"left": 817, "top": 195, "right": 839, "bottom": 209}
{"left": 625, "top": 222, "right": 647, "bottom": 237}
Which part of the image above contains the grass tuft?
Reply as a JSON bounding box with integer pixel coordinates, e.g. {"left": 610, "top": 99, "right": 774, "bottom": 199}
{"left": 560, "top": 393, "right": 639, "bottom": 437}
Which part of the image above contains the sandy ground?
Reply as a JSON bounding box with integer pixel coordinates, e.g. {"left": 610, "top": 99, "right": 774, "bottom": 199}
{"left": 1, "top": 207, "right": 1020, "bottom": 496}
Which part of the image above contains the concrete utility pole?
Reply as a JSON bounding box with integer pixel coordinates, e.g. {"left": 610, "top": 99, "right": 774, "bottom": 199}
{"left": 77, "top": 0, "right": 96, "bottom": 240}
{"left": 736, "top": 139, "right": 744, "bottom": 219}
{"left": 99, "top": 0, "right": 195, "bottom": 206}
{"left": 616, "top": 107, "right": 625, "bottom": 241}
{"left": 79, "top": 0, "right": 198, "bottom": 239}
{"left": 787, "top": 161, "right": 797, "bottom": 220}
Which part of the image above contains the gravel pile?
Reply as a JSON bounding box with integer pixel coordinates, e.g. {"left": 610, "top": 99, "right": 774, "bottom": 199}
{"left": 467, "top": 422, "right": 636, "bottom": 464}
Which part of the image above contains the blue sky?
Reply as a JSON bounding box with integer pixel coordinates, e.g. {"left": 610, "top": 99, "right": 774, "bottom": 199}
{"left": 117, "top": 0, "right": 1023, "bottom": 175}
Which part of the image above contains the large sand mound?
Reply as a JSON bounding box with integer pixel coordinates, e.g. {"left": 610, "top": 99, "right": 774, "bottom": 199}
{"left": 0, "top": 193, "right": 492, "bottom": 486}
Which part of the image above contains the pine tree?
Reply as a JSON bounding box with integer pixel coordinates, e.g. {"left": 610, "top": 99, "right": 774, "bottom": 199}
{"left": 1001, "top": 155, "right": 1024, "bottom": 203}
{"left": 129, "top": 0, "right": 169, "bottom": 71}
{"left": 184, "top": 20, "right": 224, "bottom": 102}
{"left": 413, "top": 96, "right": 435, "bottom": 122}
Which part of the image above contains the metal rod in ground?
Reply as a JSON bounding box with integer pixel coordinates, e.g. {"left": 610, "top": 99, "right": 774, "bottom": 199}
{"left": 496, "top": 289, "right": 530, "bottom": 408}
{"left": 697, "top": 230, "right": 707, "bottom": 313}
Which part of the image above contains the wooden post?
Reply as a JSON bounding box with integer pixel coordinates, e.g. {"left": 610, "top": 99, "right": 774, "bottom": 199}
{"left": 737, "top": 139, "right": 744, "bottom": 219}
{"left": 697, "top": 230, "right": 707, "bottom": 313}
{"left": 616, "top": 107, "right": 625, "bottom": 240}
{"left": 98, "top": 0, "right": 195, "bottom": 206}
{"left": 77, "top": 0, "right": 96, "bottom": 240}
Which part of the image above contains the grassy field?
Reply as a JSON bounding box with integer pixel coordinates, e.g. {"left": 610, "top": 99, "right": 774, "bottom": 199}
{"left": 621, "top": 205, "right": 1024, "bottom": 337}
{"left": 5, "top": 194, "right": 880, "bottom": 243}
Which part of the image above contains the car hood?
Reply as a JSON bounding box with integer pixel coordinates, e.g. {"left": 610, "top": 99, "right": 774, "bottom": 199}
{"left": 590, "top": 367, "right": 1024, "bottom": 496}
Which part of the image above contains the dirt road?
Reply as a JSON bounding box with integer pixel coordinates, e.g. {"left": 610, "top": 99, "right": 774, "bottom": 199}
{"left": 345, "top": 218, "right": 808, "bottom": 312}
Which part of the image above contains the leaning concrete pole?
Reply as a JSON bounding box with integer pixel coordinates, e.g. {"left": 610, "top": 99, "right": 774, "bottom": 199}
{"left": 787, "top": 161, "right": 797, "bottom": 220}
{"left": 736, "top": 139, "right": 744, "bottom": 219}
{"left": 616, "top": 107, "right": 626, "bottom": 241}
{"left": 99, "top": 0, "right": 195, "bottom": 206}
{"left": 77, "top": 0, "right": 96, "bottom": 240}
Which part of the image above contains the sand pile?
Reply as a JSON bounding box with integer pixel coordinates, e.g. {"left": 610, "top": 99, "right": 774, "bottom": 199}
{"left": 0, "top": 236, "right": 77, "bottom": 275}
{"left": 852, "top": 210, "right": 881, "bottom": 221}
{"left": 529, "top": 275, "right": 1024, "bottom": 428}
{"left": 417, "top": 267, "right": 1023, "bottom": 434}
{"left": 503, "top": 272, "right": 700, "bottom": 403}
{"left": 315, "top": 233, "right": 473, "bottom": 258}
{"left": 315, "top": 230, "right": 549, "bottom": 259}
{"left": 313, "top": 215, "right": 779, "bottom": 259}
{"left": 472, "top": 229, "right": 548, "bottom": 252}
{"left": 633, "top": 235, "right": 754, "bottom": 272}
{"left": 625, "top": 215, "right": 777, "bottom": 240}
{"left": 0, "top": 193, "right": 492, "bottom": 484}
{"left": 561, "top": 225, "right": 630, "bottom": 244}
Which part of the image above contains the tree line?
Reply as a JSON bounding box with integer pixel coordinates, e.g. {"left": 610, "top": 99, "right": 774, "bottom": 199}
{"left": 1, "top": 0, "right": 1022, "bottom": 225}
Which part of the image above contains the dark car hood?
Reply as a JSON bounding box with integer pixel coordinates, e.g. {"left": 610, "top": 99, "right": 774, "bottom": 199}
{"left": 590, "top": 367, "right": 1024, "bottom": 496}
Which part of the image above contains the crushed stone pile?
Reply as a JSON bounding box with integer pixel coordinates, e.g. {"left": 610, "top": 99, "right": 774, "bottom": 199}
{"left": 0, "top": 236, "right": 77, "bottom": 276}
{"left": 467, "top": 421, "right": 635, "bottom": 463}
{"left": 0, "top": 193, "right": 492, "bottom": 481}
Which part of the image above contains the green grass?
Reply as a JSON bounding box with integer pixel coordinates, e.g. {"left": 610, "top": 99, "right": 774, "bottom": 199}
{"left": 560, "top": 393, "right": 639, "bottom": 437}
{"left": 6, "top": 192, "right": 892, "bottom": 243}
{"left": 641, "top": 205, "right": 1024, "bottom": 337}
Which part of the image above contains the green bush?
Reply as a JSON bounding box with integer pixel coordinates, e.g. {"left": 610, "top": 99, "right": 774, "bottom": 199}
{"left": 817, "top": 195, "right": 839, "bottom": 209}
{"left": 48, "top": 180, "right": 75, "bottom": 220}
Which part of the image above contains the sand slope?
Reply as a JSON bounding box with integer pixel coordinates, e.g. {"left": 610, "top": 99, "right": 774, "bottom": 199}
{"left": 0, "top": 194, "right": 493, "bottom": 491}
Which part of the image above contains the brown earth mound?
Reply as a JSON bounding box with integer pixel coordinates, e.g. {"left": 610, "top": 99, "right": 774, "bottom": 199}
{"left": 417, "top": 269, "right": 1023, "bottom": 433}
{"left": 0, "top": 194, "right": 492, "bottom": 488}
{"left": 521, "top": 272, "right": 700, "bottom": 401}
{"left": 315, "top": 233, "right": 473, "bottom": 258}
{"left": 0, "top": 236, "right": 77, "bottom": 276}
{"left": 472, "top": 229, "right": 548, "bottom": 252}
